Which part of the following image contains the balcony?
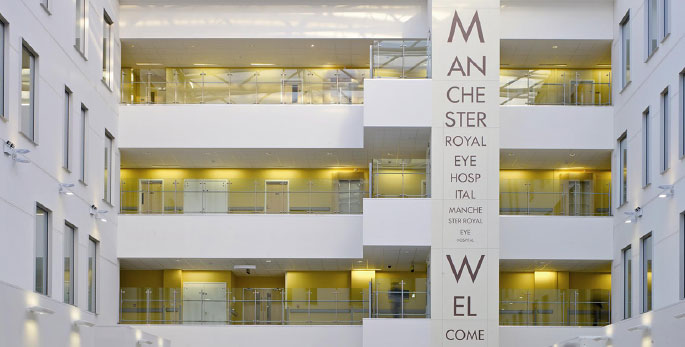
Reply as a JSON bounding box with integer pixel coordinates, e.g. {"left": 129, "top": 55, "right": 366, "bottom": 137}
{"left": 500, "top": 288, "right": 610, "bottom": 327}
{"left": 500, "top": 69, "right": 612, "bottom": 106}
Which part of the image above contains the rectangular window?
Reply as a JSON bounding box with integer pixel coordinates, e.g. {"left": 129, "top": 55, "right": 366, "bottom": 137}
{"left": 0, "top": 20, "right": 5, "bottom": 119}
{"left": 680, "top": 212, "right": 685, "bottom": 300}
{"left": 643, "top": 109, "right": 650, "bottom": 186}
{"left": 661, "top": 88, "right": 670, "bottom": 172}
{"left": 619, "top": 133, "right": 628, "bottom": 205}
{"left": 75, "top": 0, "right": 86, "bottom": 54}
{"left": 63, "top": 223, "right": 75, "bottom": 305}
{"left": 80, "top": 105, "right": 87, "bottom": 183}
{"left": 104, "top": 131, "right": 113, "bottom": 203}
{"left": 63, "top": 88, "right": 71, "bottom": 169}
{"left": 102, "top": 12, "right": 113, "bottom": 87}
{"left": 623, "top": 246, "right": 633, "bottom": 319}
{"left": 662, "top": 0, "right": 670, "bottom": 39}
{"left": 40, "top": 0, "right": 49, "bottom": 12}
{"left": 642, "top": 234, "right": 653, "bottom": 312}
{"left": 620, "top": 13, "right": 631, "bottom": 88}
{"left": 21, "top": 44, "right": 36, "bottom": 141}
{"left": 35, "top": 205, "right": 49, "bottom": 295}
{"left": 647, "top": 0, "right": 658, "bottom": 56}
{"left": 87, "top": 237, "right": 97, "bottom": 313}
{"left": 681, "top": 72, "right": 685, "bottom": 157}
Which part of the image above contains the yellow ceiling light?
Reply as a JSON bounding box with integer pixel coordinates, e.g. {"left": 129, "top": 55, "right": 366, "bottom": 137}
{"left": 136, "top": 63, "right": 163, "bottom": 66}
{"left": 251, "top": 63, "right": 275, "bottom": 66}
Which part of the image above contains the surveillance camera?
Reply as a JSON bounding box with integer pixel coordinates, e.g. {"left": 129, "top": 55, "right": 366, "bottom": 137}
{"left": 410, "top": 264, "right": 415, "bottom": 273}
{"left": 387, "top": 265, "right": 392, "bottom": 269}
{"left": 246, "top": 269, "right": 251, "bottom": 275}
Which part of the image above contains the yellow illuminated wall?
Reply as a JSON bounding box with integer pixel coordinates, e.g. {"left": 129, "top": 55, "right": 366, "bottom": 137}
{"left": 500, "top": 169, "right": 611, "bottom": 215}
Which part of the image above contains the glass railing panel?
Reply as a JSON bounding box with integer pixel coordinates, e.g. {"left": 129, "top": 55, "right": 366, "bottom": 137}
{"left": 500, "top": 69, "right": 612, "bottom": 106}
{"left": 371, "top": 40, "right": 430, "bottom": 79}
{"left": 371, "top": 159, "right": 429, "bottom": 198}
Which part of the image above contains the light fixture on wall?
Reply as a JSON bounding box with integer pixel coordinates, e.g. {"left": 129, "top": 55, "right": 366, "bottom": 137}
{"left": 137, "top": 340, "right": 153, "bottom": 346}
{"left": 658, "top": 185, "right": 674, "bottom": 198}
{"left": 73, "top": 320, "right": 95, "bottom": 327}
{"left": 59, "top": 183, "right": 75, "bottom": 196}
{"left": 3, "top": 140, "right": 31, "bottom": 163}
{"left": 627, "top": 324, "right": 650, "bottom": 332}
{"left": 624, "top": 207, "right": 642, "bottom": 224}
{"left": 674, "top": 312, "right": 685, "bottom": 319}
{"left": 90, "top": 205, "right": 109, "bottom": 222}
{"left": 27, "top": 306, "right": 55, "bottom": 315}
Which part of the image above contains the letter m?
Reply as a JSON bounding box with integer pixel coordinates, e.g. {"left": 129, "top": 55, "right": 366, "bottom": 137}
{"left": 446, "top": 254, "right": 485, "bottom": 283}
{"left": 447, "top": 10, "right": 485, "bottom": 43}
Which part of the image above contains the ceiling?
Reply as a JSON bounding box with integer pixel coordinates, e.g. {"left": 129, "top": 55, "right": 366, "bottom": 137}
{"left": 120, "top": 246, "right": 430, "bottom": 276}
{"left": 500, "top": 149, "right": 611, "bottom": 170}
{"left": 501, "top": 39, "right": 611, "bottom": 69}
{"left": 122, "top": 38, "right": 611, "bottom": 69}
{"left": 500, "top": 259, "right": 611, "bottom": 273}
{"left": 121, "top": 127, "right": 430, "bottom": 168}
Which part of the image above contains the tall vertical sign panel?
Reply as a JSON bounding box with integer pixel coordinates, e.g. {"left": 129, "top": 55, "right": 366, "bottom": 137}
{"left": 430, "top": 0, "right": 499, "bottom": 346}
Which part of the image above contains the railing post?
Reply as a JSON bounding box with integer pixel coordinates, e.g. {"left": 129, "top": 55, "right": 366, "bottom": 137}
{"left": 254, "top": 72, "right": 259, "bottom": 104}
{"left": 227, "top": 289, "right": 231, "bottom": 325}
{"left": 254, "top": 289, "right": 258, "bottom": 324}
{"left": 173, "top": 70, "right": 178, "bottom": 104}
{"left": 368, "top": 280, "right": 372, "bottom": 318}
{"left": 336, "top": 71, "right": 341, "bottom": 104}
{"left": 334, "top": 290, "right": 339, "bottom": 324}
{"left": 400, "top": 280, "right": 405, "bottom": 318}
{"left": 574, "top": 290, "right": 578, "bottom": 326}
{"left": 145, "top": 288, "right": 151, "bottom": 324}
{"left": 401, "top": 41, "right": 406, "bottom": 78}
{"left": 146, "top": 71, "right": 151, "bottom": 104}
{"left": 307, "top": 290, "right": 312, "bottom": 323}
{"left": 525, "top": 290, "right": 530, "bottom": 325}
{"left": 561, "top": 291, "right": 565, "bottom": 326}
{"left": 119, "top": 289, "right": 124, "bottom": 323}
{"left": 375, "top": 283, "right": 379, "bottom": 318}
{"left": 200, "top": 72, "right": 206, "bottom": 104}
{"left": 369, "top": 44, "right": 374, "bottom": 78}
{"left": 173, "top": 180, "right": 178, "bottom": 214}
{"left": 120, "top": 70, "right": 125, "bottom": 103}
{"left": 281, "top": 289, "right": 285, "bottom": 325}
{"left": 227, "top": 72, "right": 232, "bottom": 104}
{"left": 172, "top": 289, "right": 177, "bottom": 323}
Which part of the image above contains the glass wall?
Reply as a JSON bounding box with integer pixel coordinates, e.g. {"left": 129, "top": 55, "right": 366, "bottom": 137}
{"left": 370, "top": 40, "right": 430, "bottom": 79}
{"left": 121, "top": 67, "right": 365, "bottom": 105}
{"left": 499, "top": 169, "right": 612, "bottom": 216}
{"left": 372, "top": 159, "right": 429, "bottom": 198}
{"left": 500, "top": 69, "right": 612, "bottom": 106}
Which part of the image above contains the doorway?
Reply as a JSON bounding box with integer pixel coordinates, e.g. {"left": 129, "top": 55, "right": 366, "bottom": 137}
{"left": 265, "top": 180, "right": 289, "bottom": 214}
{"left": 182, "top": 282, "right": 227, "bottom": 324}
{"left": 338, "top": 180, "right": 363, "bottom": 214}
{"left": 183, "top": 179, "right": 229, "bottom": 213}
{"left": 139, "top": 179, "right": 164, "bottom": 214}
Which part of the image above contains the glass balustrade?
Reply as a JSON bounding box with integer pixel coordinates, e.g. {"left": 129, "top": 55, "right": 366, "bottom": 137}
{"left": 500, "top": 69, "right": 612, "bottom": 106}
{"left": 371, "top": 159, "right": 429, "bottom": 198}
{"left": 119, "top": 286, "right": 427, "bottom": 325}
{"left": 500, "top": 173, "right": 612, "bottom": 216}
{"left": 370, "top": 39, "right": 431, "bottom": 79}
{"left": 121, "top": 68, "right": 365, "bottom": 105}
{"left": 120, "top": 178, "right": 367, "bottom": 215}
{"left": 500, "top": 289, "right": 611, "bottom": 326}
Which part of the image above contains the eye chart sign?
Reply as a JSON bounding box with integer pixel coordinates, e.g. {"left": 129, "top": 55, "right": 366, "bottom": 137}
{"left": 430, "top": 1, "right": 499, "bottom": 346}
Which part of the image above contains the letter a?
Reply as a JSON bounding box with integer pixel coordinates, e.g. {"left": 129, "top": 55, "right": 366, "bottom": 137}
{"left": 447, "top": 10, "right": 485, "bottom": 43}
{"left": 446, "top": 254, "right": 485, "bottom": 283}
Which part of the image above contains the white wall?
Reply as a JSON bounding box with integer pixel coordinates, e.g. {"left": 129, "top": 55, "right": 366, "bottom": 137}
{"left": 118, "top": 214, "right": 363, "bottom": 259}
{"left": 138, "top": 325, "right": 362, "bottom": 347}
{"left": 501, "top": 106, "right": 614, "bottom": 150}
{"left": 118, "top": 104, "right": 364, "bottom": 149}
{"left": 501, "top": 0, "right": 613, "bottom": 40}
{"left": 500, "top": 326, "right": 607, "bottom": 347}
{"left": 119, "top": 0, "right": 428, "bottom": 39}
{"left": 362, "top": 318, "right": 429, "bottom": 347}
{"left": 501, "top": 216, "right": 613, "bottom": 260}
{"left": 363, "top": 198, "right": 430, "bottom": 246}
{"left": 363, "top": 79, "right": 431, "bottom": 127}
{"left": 0, "top": 0, "right": 121, "bottom": 345}
{"left": 95, "top": 326, "right": 169, "bottom": 347}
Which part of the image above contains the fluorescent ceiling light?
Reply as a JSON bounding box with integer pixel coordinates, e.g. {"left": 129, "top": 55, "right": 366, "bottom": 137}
{"left": 251, "top": 63, "right": 275, "bottom": 66}
{"left": 539, "top": 64, "right": 568, "bottom": 67}
{"left": 136, "top": 63, "right": 163, "bottom": 66}
{"left": 234, "top": 265, "right": 256, "bottom": 270}
{"left": 193, "top": 63, "right": 218, "bottom": 67}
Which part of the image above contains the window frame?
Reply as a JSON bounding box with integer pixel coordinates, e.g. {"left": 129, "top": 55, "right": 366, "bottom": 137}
{"left": 661, "top": 87, "right": 670, "bottom": 172}
{"left": 74, "top": 0, "right": 87, "bottom": 57}
{"left": 646, "top": 0, "right": 659, "bottom": 58}
{"left": 681, "top": 70, "right": 685, "bottom": 158}
{"left": 0, "top": 17, "right": 6, "bottom": 120}
{"left": 620, "top": 12, "right": 631, "bottom": 89}
{"left": 87, "top": 236, "right": 98, "bottom": 313}
{"left": 642, "top": 108, "right": 650, "bottom": 187}
{"left": 80, "top": 104, "right": 88, "bottom": 184}
{"left": 63, "top": 87, "right": 72, "bottom": 170}
{"left": 20, "top": 41, "right": 37, "bottom": 142}
{"left": 680, "top": 211, "right": 685, "bottom": 300}
{"left": 63, "top": 222, "right": 76, "bottom": 305}
{"left": 661, "top": 0, "right": 670, "bottom": 40}
{"left": 34, "top": 204, "right": 50, "bottom": 296}
{"left": 40, "top": 0, "right": 51, "bottom": 15}
{"left": 641, "top": 233, "right": 654, "bottom": 313}
{"left": 623, "top": 245, "right": 633, "bottom": 319}
{"left": 618, "top": 132, "right": 628, "bottom": 206}
{"left": 104, "top": 131, "right": 114, "bottom": 203}
{"left": 102, "top": 11, "right": 113, "bottom": 88}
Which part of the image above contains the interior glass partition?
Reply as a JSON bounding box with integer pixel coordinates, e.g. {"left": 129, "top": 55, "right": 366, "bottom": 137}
{"left": 500, "top": 69, "right": 612, "bottom": 106}
{"left": 500, "top": 288, "right": 611, "bottom": 326}
{"left": 372, "top": 159, "right": 429, "bottom": 198}
{"left": 370, "top": 39, "right": 431, "bottom": 79}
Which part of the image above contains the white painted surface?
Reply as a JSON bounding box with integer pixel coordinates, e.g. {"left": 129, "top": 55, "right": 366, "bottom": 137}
{"left": 500, "top": 0, "right": 613, "bottom": 40}
{"left": 500, "top": 326, "right": 607, "bottom": 347}
{"left": 501, "top": 106, "right": 614, "bottom": 149}
{"left": 500, "top": 216, "right": 613, "bottom": 260}
{"left": 138, "top": 324, "right": 363, "bottom": 347}
{"left": 363, "top": 198, "right": 430, "bottom": 246}
{"left": 118, "top": 214, "right": 363, "bottom": 259}
{"left": 362, "top": 318, "right": 430, "bottom": 347}
{"left": 118, "top": 104, "right": 364, "bottom": 149}
{"left": 363, "top": 79, "right": 431, "bottom": 127}
{"left": 119, "top": 0, "right": 428, "bottom": 39}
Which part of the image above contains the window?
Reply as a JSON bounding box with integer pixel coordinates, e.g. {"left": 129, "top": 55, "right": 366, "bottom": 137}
{"left": 661, "top": 88, "right": 670, "bottom": 172}
{"left": 21, "top": 43, "right": 36, "bottom": 141}
{"left": 80, "top": 105, "right": 87, "bottom": 183}
{"left": 620, "top": 13, "right": 631, "bottom": 88}
{"left": 63, "top": 223, "right": 75, "bottom": 305}
{"left": 104, "top": 131, "right": 113, "bottom": 203}
{"left": 75, "top": 0, "right": 86, "bottom": 54}
{"left": 642, "top": 233, "right": 653, "bottom": 312}
{"left": 0, "top": 20, "right": 5, "bottom": 119}
{"left": 619, "top": 133, "right": 628, "bottom": 205}
{"left": 647, "top": 0, "right": 658, "bottom": 56}
{"left": 661, "top": 0, "right": 670, "bottom": 39}
{"left": 63, "top": 88, "right": 71, "bottom": 169}
{"left": 102, "top": 12, "right": 113, "bottom": 87}
{"left": 35, "top": 205, "right": 49, "bottom": 295}
{"left": 40, "top": 0, "right": 50, "bottom": 13}
{"left": 623, "top": 246, "right": 633, "bottom": 319}
{"left": 87, "top": 237, "right": 98, "bottom": 313}
{"left": 680, "top": 212, "right": 685, "bottom": 300}
{"left": 681, "top": 72, "right": 685, "bottom": 157}
{"left": 643, "top": 109, "right": 650, "bottom": 186}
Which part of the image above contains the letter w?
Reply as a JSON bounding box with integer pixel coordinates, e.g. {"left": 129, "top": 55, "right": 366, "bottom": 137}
{"left": 447, "top": 10, "right": 485, "bottom": 43}
{"left": 446, "top": 254, "right": 485, "bottom": 283}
